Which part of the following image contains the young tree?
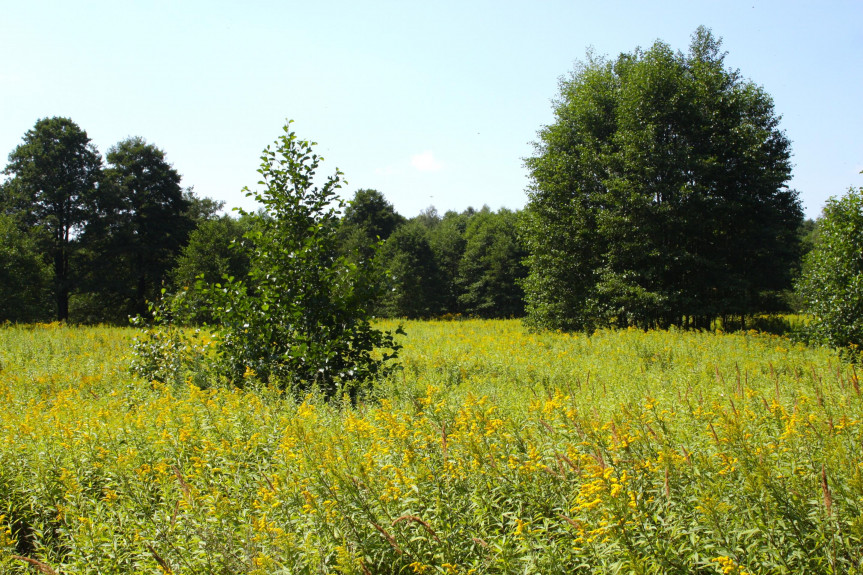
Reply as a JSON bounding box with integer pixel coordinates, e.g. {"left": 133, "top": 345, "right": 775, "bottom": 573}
{"left": 522, "top": 27, "right": 802, "bottom": 331}
{"left": 154, "top": 122, "right": 401, "bottom": 396}
{"left": 1, "top": 117, "right": 102, "bottom": 320}
{"left": 796, "top": 187, "right": 863, "bottom": 351}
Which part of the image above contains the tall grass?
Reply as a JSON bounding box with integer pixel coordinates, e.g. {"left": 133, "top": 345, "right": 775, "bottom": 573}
{"left": 1, "top": 321, "right": 861, "bottom": 573}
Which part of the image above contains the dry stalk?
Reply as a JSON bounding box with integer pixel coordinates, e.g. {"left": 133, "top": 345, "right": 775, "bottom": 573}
{"left": 12, "top": 556, "right": 58, "bottom": 575}
{"left": 371, "top": 522, "right": 402, "bottom": 554}
{"left": 145, "top": 543, "right": 173, "bottom": 574}
{"left": 821, "top": 464, "right": 833, "bottom": 517}
{"left": 392, "top": 515, "right": 441, "bottom": 542}
{"left": 171, "top": 465, "right": 191, "bottom": 499}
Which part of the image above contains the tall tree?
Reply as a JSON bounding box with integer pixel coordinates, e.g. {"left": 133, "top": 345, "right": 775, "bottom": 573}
{"left": 457, "top": 207, "right": 527, "bottom": 318}
{"left": 377, "top": 219, "right": 445, "bottom": 318}
{"left": 337, "top": 189, "right": 405, "bottom": 266}
{"left": 428, "top": 209, "right": 472, "bottom": 314}
{"left": 522, "top": 27, "right": 801, "bottom": 331}
{"left": 1, "top": 117, "right": 102, "bottom": 320}
{"left": 88, "top": 137, "right": 193, "bottom": 319}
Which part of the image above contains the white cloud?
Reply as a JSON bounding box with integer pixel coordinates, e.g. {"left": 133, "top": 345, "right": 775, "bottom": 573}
{"left": 410, "top": 151, "right": 443, "bottom": 172}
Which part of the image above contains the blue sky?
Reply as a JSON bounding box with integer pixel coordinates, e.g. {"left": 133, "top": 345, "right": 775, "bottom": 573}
{"left": 2, "top": 1, "right": 861, "bottom": 218}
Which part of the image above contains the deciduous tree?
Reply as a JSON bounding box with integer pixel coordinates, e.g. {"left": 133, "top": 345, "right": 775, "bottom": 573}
{"left": 522, "top": 27, "right": 801, "bottom": 331}
{"left": 87, "top": 137, "right": 194, "bottom": 319}
{"left": 1, "top": 117, "right": 102, "bottom": 320}
{"left": 796, "top": 187, "right": 863, "bottom": 351}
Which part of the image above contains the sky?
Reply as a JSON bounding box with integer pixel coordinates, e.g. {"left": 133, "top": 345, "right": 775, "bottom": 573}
{"left": 2, "top": 1, "right": 861, "bottom": 219}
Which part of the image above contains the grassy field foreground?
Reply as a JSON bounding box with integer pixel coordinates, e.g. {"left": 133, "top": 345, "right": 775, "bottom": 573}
{"left": 1, "top": 320, "right": 862, "bottom": 574}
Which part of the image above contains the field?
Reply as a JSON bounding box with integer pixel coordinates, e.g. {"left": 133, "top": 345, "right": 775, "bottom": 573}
{"left": 1, "top": 320, "right": 862, "bottom": 574}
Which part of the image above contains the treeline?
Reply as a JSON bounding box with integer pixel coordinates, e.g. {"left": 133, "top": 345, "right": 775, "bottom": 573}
{"left": 0, "top": 118, "right": 527, "bottom": 324}
{"left": 174, "top": 190, "right": 527, "bottom": 321}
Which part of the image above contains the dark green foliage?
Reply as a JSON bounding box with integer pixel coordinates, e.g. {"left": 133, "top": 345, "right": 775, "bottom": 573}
{"left": 428, "top": 210, "right": 471, "bottom": 314}
{"left": 796, "top": 187, "right": 863, "bottom": 351}
{"left": 1, "top": 117, "right": 103, "bottom": 320}
{"left": 172, "top": 214, "right": 254, "bottom": 289}
{"left": 82, "top": 137, "right": 194, "bottom": 321}
{"left": 175, "top": 122, "right": 401, "bottom": 396}
{"left": 335, "top": 189, "right": 405, "bottom": 306}
{"left": 457, "top": 207, "right": 527, "bottom": 318}
{"left": 522, "top": 27, "right": 802, "bottom": 331}
{"left": 170, "top": 214, "right": 255, "bottom": 324}
{"left": 342, "top": 189, "right": 405, "bottom": 244}
{"left": 0, "top": 215, "right": 52, "bottom": 322}
{"left": 377, "top": 218, "right": 446, "bottom": 318}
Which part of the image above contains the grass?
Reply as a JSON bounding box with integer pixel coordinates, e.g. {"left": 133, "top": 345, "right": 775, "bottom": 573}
{"left": 1, "top": 320, "right": 862, "bottom": 574}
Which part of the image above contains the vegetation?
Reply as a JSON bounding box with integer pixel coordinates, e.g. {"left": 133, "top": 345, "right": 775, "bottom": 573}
{"left": 2, "top": 321, "right": 862, "bottom": 573}
{"left": 82, "top": 137, "right": 198, "bottom": 321}
{"left": 1, "top": 117, "right": 103, "bottom": 321}
{"left": 0, "top": 118, "right": 212, "bottom": 324}
{"left": 521, "top": 27, "right": 802, "bottom": 332}
{"left": 797, "top": 187, "right": 863, "bottom": 352}
{"left": 136, "top": 123, "right": 402, "bottom": 397}
{"left": 0, "top": 215, "right": 52, "bottom": 321}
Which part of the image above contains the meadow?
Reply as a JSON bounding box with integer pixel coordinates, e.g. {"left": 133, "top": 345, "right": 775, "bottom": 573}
{"left": 1, "top": 320, "right": 861, "bottom": 574}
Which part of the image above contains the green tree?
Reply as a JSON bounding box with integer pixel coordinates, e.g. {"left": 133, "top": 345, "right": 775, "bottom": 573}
{"left": 336, "top": 188, "right": 405, "bottom": 280}
{"left": 428, "top": 209, "right": 472, "bottom": 314}
{"left": 796, "top": 187, "right": 863, "bottom": 351}
{"left": 154, "top": 122, "right": 401, "bottom": 396}
{"left": 170, "top": 213, "right": 255, "bottom": 324}
{"left": 377, "top": 218, "right": 445, "bottom": 318}
{"left": 342, "top": 189, "right": 405, "bottom": 243}
{"left": 522, "top": 27, "right": 801, "bottom": 331}
{"left": 458, "top": 207, "right": 527, "bottom": 318}
{"left": 1, "top": 117, "right": 102, "bottom": 320}
{"left": 84, "top": 137, "right": 194, "bottom": 320}
{"left": 0, "top": 214, "right": 52, "bottom": 322}
{"left": 172, "top": 214, "right": 255, "bottom": 289}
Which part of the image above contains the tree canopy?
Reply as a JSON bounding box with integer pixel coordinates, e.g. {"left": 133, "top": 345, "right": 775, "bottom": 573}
{"left": 521, "top": 27, "right": 802, "bottom": 331}
{"left": 1, "top": 117, "right": 103, "bottom": 320}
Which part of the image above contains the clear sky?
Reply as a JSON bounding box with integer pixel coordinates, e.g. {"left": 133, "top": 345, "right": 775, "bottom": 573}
{"left": 2, "top": 0, "right": 861, "bottom": 219}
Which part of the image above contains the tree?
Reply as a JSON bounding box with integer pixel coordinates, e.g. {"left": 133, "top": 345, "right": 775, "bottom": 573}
{"left": 0, "top": 214, "right": 52, "bottom": 322}
{"left": 342, "top": 189, "right": 405, "bottom": 243}
{"left": 85, "top": 137, "right": 194, "bottom": 320}
{"left": 137, "top": 122, "right": 401, "bottom": 396}
{"left": 172, "top": 214, "right": 255, "bottom": 290}
{"left": 522, "top": 27, "right": 802, "bottom": 331}
{"left": 428, "top": 210, "right": 472, "bottom": 314}
{"left": 377, "top": 219, "right": 446, "bottom": 318}
{"left": 169, "top": 213, "right": 255, "bottom": 324}
{"left": 336, "top": 188, "right": 405, "bottom": 276}
{"left": 1, "top": 117, "right": 102, "bottom": 320}
{"left": 458, "top": 207, "right": 527, "bottom": 318}
{"left": 796, "top": 187, "right": 863, "bottom": 351}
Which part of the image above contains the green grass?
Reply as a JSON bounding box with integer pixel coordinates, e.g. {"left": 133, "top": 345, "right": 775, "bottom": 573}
{"left": 1, "top": 320, "right": 862, "bottom": 574}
